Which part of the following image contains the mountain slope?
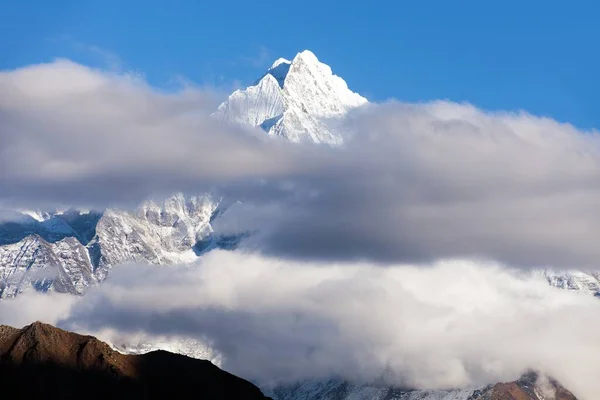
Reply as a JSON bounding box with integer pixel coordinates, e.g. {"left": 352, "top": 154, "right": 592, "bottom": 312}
{"left": 0, "top": 321, "right": 270, "bottom": 400}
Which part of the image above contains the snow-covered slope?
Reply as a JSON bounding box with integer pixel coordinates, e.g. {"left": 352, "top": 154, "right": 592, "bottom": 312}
{"left": 543, "top": 270, "right": 600, "bottom": 297}
{"left": 214, "top": 50, "right": 367, "bottom": 144}
{"left": 0, "top": 235, "right": 95, "bottom": 298}
{"left": 0, "top": 194, "right": 220, "bottom": 298}
{"left": 90, "top": 194, "right": 216, "bottom": 281}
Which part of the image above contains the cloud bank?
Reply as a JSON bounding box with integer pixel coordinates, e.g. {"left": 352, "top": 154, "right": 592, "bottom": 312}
{"left": 0, "top": 60, "right": 321, "bottom": 208}
{"left": 1, "top": 251, "right": 598, "bottom": 399}
{"left": 2, "top": 60, "right": 600, "bottom": 268}
{"left": 232, "top": 102, "right": 600, "bottom": 269}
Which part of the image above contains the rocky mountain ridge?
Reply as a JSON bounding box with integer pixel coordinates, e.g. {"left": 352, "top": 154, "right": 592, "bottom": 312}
{"left": 0, "top": 321, "right": 270, "bottom": 400}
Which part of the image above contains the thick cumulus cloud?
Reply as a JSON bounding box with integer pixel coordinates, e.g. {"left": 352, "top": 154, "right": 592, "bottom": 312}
{"left": 232, "top": 102, "right": 600, "bottom": 269}
{"left": 0, "top": 60, "right": 322, "bottom": 208}
{"left": 3, "top": 59, "right": 600, "bottom": 268}
{"left": 1, "top": 251, "right": 599, "bottom": 399}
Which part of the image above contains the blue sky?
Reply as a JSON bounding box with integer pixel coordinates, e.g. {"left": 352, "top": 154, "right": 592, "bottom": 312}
{"left": 2, "top": 0, "right": 598, "bottom": 129}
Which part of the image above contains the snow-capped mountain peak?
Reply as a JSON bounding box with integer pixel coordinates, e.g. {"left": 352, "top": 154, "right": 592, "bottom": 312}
{"left": 282, "top": 50, "right": 367, "bottom": 116}
{"left": 214, "top": 49, "right": 367, "bottom": 144}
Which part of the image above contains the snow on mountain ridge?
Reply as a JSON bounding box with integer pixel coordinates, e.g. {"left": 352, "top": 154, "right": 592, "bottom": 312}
{"left": 217, "top": 73, "right": 285, "bottom": 128}
{"left": 271, "top": 57, "right": 291, "bottom": 69}
{"left": 543, "top": 269, "right": 600, "bottom": 297}
{"left": 0, "top": 193, "right": 219, "bottom": 298}
{"left": 214, "top": 49, "right": 367, "bottom": 144}
{"left": 0, "top": 234, "right": 95, "bottom": 298}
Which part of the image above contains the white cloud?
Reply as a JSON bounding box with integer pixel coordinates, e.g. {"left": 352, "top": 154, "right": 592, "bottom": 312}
{"left": 2, "top": 60, "right": 600, "bottom": 268}
{"left": 4, "top": 60, "right": 600, "bottom": 268}
{"left": 0, "top": 60, "right": 316, "bottom": 209}
{"left": 2, "top": 251, "right": 598, "bottom": 399}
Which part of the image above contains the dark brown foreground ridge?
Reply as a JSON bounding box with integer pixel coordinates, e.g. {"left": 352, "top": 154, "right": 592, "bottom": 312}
{"left": 0, "top": 321, "right": 270, "bottom": 400}
{"left": 467, "top": 372, "right": 577, "bottom": 400}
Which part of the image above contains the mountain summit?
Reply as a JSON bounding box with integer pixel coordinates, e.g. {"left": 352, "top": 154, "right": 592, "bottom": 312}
{"left": 214, "top": 50, "right": 367, "bottom": 144}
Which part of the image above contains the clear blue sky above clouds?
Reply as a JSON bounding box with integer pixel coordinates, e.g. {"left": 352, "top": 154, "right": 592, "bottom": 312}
{"left": 2, "top": 0, "right": 598, "bottom": 129}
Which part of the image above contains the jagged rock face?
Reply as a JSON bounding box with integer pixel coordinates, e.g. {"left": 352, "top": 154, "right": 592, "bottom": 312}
{"left": 0, "top": 235, "right": 95, "bottom": 298}
{"left": 0, "top": 322, "right": 270, "bottom": 400}
{"left": 0, "top": 194, "right": 218, "bottom": 298}
{"left": 214, "top": 50, "right": 368, "bottom": 144}
{"left": 91, "top": 194, "right": 216, "bottom": 281}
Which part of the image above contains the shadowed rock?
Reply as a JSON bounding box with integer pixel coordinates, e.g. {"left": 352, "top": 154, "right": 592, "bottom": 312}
{"left": 0, "top": 321, "right": 270, "bottom": 400}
